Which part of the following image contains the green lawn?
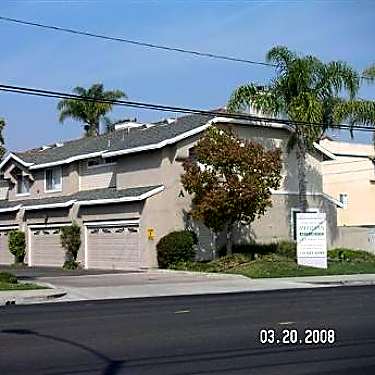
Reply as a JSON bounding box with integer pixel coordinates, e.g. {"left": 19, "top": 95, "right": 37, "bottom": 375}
{"left": 0, "top": 282, "right": 47, "bottom": 291}
{"left": 172, "top": 250, "right": 375, "bottom": 278}
{"left": 231, "top": 255, "right": 375, "bottom": 278}
{"left": 0, "top": 271, "right": 47, "bottom": 291}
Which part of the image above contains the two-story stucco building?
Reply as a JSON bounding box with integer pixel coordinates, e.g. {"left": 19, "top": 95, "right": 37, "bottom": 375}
{"left": 0, "top": 114, "right": 341, "bottom": 270}
{"left": 320, "top": 137, "right": 375, "bottom": 251}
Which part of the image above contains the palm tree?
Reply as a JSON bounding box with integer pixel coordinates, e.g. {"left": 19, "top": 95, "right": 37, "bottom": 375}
{"left": 333, "top": 64, "right": 375, "bottom": 137}
{"left": 228, "top": 46, "right": 359, "bottom": 212}
{"left": 57, "top": 83, "right": 126, "bottom": 137}
{"left": 0, "top": 118, "right": 5, "bottom": 160}
{"left": 363, "top": 64, "right": 375, "bottom": 82}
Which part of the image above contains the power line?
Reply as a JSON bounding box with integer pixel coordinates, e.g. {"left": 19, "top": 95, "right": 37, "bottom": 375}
{"left": 1, "top": 82, "right": 375, "bottom": 134}
{"left": 0, "top": 15, "right": 276, "bottom": 68}
{"left": 1, "top": 14, "right": 373, "bottom": 83}
{"left": 1, "top": 15, "right": 373, "bottom": 82}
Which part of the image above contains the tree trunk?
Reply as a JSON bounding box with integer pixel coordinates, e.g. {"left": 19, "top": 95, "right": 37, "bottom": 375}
{"left": 296, "top": 136, "right": 308, "bottom": 213}
{"left": 85, "top": 123, "right": 100, "bottom": 137}
{"left": 95, "top": 122, "right": 100, "bottom": 136}
{"left": 212, "top": 230, "right": 217, "bottom": 259}
{"left": 226, "top": 223, "right": 233, "bottom": 256}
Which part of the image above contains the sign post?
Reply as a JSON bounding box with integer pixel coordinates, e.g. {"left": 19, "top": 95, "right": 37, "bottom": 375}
{"left": 296, "top": 212, "right": 327, "bottom": 269}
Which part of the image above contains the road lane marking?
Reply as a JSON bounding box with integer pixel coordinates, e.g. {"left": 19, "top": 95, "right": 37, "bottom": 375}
{"left": 278, "top": 321, "right": 295, "bottom": 325}
{"left": 174, "top": 310, "right": 191, "bottom": 314}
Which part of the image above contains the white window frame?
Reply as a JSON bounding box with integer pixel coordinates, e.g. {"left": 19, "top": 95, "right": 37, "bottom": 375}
{"left": 44, "top": 166, "right": 62, "bottom": 193}
{"left": 15, "top": 174, "right": 30, "bottom": 196}
{"left": 290, "top": 207, "right": 319, "bottom": 241}
{"left": 87, "top": 157, "right": 116, "bottom": 170}
{"left": 338, "top": 193, "right": 349, "bottom": 209}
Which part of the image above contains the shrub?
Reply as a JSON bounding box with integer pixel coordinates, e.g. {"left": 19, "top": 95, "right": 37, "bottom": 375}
{"left": 219, "top": 242, "right": 276, "bottom": 258}
{"left": 275, "top": 241, "right": 297, "bottom": 259}
{"left": 211, "top": 254, "right": 251, "bottom": 272}
{"left": 219, "top": 241, "right": 296, "bottom": 259}
{"left": 8, "top": 230, "right": 26, "bottom": 264}
{"left": 172, "top": 254, "right": 252, "bottom": 273}
{"left": 171, "top": 260, "right": 217, "bottom": 273}
{"left": 157, "top": 230, "right": 196, "bottom": 268}
{"left": 60, "top": 222, "right": 81, "bottom": 270}
{"left": 328, "top": 248, "right": 375, "bottom": 263}
{"left": 0, "top": 272, "right": 17, "bottom": 284}
{"left": 63, "top": 259, "right": 80, "bottom": 270}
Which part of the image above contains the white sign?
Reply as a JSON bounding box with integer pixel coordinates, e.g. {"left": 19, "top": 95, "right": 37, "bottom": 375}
{"left": 368, "top": 229, "right": 375, "bottom": 249}
{"left": 296, "top": 213, "right": 327, "bottom": 269}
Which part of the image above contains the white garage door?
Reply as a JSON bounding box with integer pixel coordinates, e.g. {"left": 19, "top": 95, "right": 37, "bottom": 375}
{"left": 87, "top": 224, "right": 140, "bottom": 270}
{"left": 30, "top": 226, "right": 66, "bottom": 267}
{"left": 0, "top": 229, "right": 15, "bottom": 265}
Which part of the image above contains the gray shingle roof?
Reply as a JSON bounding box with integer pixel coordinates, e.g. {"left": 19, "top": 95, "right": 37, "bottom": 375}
{"left": 14, "top": 114, "right": 213, "bottom": 166}
{"left": 107, "top": 114, "right": 212, "bottom": 153}
{"left": 0, "top": 185, "right": 162, "bottom": 209}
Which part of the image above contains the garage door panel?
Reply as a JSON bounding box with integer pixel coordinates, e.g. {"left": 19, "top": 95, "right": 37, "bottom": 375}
{"left": 0, "top": 231, "right": 14, "bottom": 265}
{"left": 30, "top": 227, "right": 66, "bottom": 267}
{"left": 87, "top": 225, "right": 140, "bottom": 270}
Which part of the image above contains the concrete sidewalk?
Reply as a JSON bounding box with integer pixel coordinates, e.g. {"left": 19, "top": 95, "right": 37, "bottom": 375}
{"left": 33, "top": 270, "right": 375, "bottom": 303}
{"left": 2, "top": 271, "right": 375, "bottom": 306}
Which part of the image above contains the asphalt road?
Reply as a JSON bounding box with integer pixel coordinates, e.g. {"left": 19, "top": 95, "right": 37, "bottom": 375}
{"left": 1, "top": 286, "right": 375, "bottom": 375}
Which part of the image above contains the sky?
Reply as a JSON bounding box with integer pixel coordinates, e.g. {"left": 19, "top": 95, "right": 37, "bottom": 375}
{"left": 0, "top": 0, "right": 374, "bottom": 152}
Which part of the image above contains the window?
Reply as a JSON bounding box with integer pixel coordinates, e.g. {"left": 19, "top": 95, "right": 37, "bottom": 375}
{"left": 16, "top": 174, "right": 30, "bottom": 195}
{"left": 291, "top": 208, "right": 319, "bottom": 241}
{"left": 339, "top": 193, "right": 348, "bottom": 208}
{"left": 87, "top": 157, "right": 116, "bottom": 168}
{"left": 45, "top": 167, "right": 62, "bottom": 192}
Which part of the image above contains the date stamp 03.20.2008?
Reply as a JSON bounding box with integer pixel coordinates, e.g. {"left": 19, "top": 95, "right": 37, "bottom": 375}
{"left": 258, "top": 328, "right": 336, "bottom": 345}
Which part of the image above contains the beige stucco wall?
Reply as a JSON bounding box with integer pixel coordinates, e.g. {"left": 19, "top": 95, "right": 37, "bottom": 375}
{"left": 322, "top": 156, "right": 375, "bottom": 226}
{"left": 187, "top": 194, "right": 339, "bottom": 259}
{"left": 79, "top": 160, "right": 116, "bottom": 190}
{"left": 76, "top": 202, "right": 142, "bottom": 223}
{"left": 24, "top": 208, "right": 72, "bottom": 224}
{"left": 224, "top": 123, "right": 324, "bottom": 194}
{"left": 116, "top": 124, "right": 324, "bottom": 197}
{"left": 0, "top": 212, "right": 19, "bottom": 226}
{"left": 331, "top": 226, "right": 375, "bottom": 253}
{"left": 116, "top": 147, "right": 178, "bottom": 190}
{"left": 6, "top": 162, "right": 79, "bottom": 201}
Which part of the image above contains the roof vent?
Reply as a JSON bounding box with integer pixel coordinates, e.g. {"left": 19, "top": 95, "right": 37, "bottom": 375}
{"left": 55, "top": 142, "right": 64, "bottom": 148}
{"left": 40, "top": 145, "right": 51, "bottom": 151}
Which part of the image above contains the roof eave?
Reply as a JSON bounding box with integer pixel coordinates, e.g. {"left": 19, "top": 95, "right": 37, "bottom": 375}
{"left": 77, "top": 185, "right": 165, "bottom": 206}
{"left": 29, "top": 151, "right": 106, "bottom": 170}
{"left": 23, "top": 200, "right": 76, "bottom": 211}
{"left": 0, "top": 153, "right": 34, "bottom": 170}
{"left": 0, "top": 204, "right": 22, "bottom": 213}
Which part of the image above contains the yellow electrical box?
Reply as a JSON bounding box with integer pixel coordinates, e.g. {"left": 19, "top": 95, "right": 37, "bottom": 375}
{"left": 147, "top": 228, "right": 155, "bottom": 240}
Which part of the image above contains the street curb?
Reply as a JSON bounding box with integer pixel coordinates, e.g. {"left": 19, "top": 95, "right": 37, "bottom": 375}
{"left": 303, "top": 280, "right": 375, "bottom": 287}
{"left": 150, "top": 269, "right": 250, "bottom": 280}
{"left": 0, "top": 288, "right": 67, "bottom": 306}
